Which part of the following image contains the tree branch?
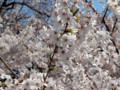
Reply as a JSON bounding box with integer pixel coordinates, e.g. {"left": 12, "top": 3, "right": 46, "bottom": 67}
{"left": 112, "top": 17, "right": 117, "bottom": 32}
{"left": 0, "top": 57, "right": 19, "bottom": 78}
{"left": 0, "top": 1, "right": 50, "bottom": 17}
{"left": 85, "top": 0, "right": 97, "bottom": 14}
{"left": 101, "top": 6, "right": 110, "bottom": 31}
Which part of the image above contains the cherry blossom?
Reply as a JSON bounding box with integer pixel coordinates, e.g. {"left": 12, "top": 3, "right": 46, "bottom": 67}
{"left": 0, "top": 0, "right": 120, "bottom": 90}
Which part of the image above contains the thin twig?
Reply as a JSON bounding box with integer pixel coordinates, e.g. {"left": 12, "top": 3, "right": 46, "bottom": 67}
{"left": 0, "top": 1, "right": 50, "bottom": 17}
{"left": 0, "top": 57, "right": 19, "bottom": 78}
{"left": 43, "top": 45, "right": 58, "bottom": 90}
{"left": 85, "top": 0, "right": 97, "bottom": 14}
{"left": 111, "top": 39, "right": 119, "bottom": 54}
{"left": 112, "top": 17, "right": 117, "bottom": 32}
{"left": 85, "top": 71, "right": 98, "bottom": 89}
{"left": 101, "top": 6, "right": 110, "bottom": 31}
{"left": 113, "top": 62, "right": 120, "bottom": 69}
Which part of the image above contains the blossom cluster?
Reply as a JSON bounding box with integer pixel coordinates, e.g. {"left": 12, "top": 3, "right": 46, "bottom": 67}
{"left": 107, "top": 0, "right": 120, "bottom": 18}
{"left": 0, "top": 0, "right": 120, "bottom": 90}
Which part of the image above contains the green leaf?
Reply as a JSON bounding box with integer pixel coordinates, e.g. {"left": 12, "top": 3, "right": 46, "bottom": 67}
{"left": 76, "top": 16, "right": 80, "bottom": 21}
{"left": 70, "top": 9, "right": 74, "bottom": 13}
{"left": 68, "top": 29, "right": 73, "bottom": 33}
{"left": 2, "top": 82, "right": 6, "bottom": 87}
{"left": 60, "top": 33, "right": 64, "bottom": 38}
{"left": 73, "top": 9, "right": 79, "bottom": 16}
{"left": 52, "top": 66, "right": 56, "bottom": 71}
{"left": 41, "top": 85, "right": 45, "bottom": 90}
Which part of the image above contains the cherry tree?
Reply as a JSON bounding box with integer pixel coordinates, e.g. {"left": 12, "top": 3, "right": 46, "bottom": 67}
{"left": 0, "top": 0, "right": 120, "bottom": 90}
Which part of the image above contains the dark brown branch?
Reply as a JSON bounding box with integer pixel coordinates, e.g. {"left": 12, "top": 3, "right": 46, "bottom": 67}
{"left": 21, "top": 3, "right": 50, "bottom": 17}
{"left": 85, "top": 70, "right": 98, "bottom": 89}
{"left": 0, "top": 1, "right": 50, "bottom": 17}
{"left": 102, "top": 7, "right": 119, "bottom": 54}
{"left": 113, "top": 62, "right": 120, "bottom": 69}
{"left": 64, "top": 23, "right": 68, "bottom": 33}
{"left": 112, "top": 17, "right": 117, "bottom": 32}
{"left": 89, "top": 4, "right": 97, "bottom": 14}
{"left": 85, "top": 0, "right": 97, "bottom": 14}
{"left": 43, "top": 45, "right": 58, "bottom": 90}
{"left": 102, "top": 6, "right": 109, "bottom": 21}
{"left": 0, "top": 57, "right": 19, "bottom": 78}
{"left": 43, "top": 45, "right": 58, "bottom": 82}
{"left": 111, "top": 39, "right": 119, "bottom": 54}
{"left": 1, "top": 0, "right": 7, "bottom": 6}
{"left": 101, "top": 6, "right": 110, "bottom": 32}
